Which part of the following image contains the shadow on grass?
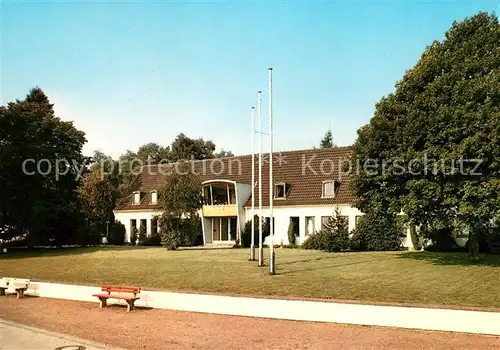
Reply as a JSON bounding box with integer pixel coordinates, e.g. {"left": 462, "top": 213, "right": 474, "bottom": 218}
{"left": 278, "top": 256, "right": 333, "bottom": 266}
{"left": 397, "top": 251, "right": 500, "bottom": 267}
{"left": 0, "top": 245, "right": 160, "bottom": 259}
{"left": 278, "top": 256, "right": 399, "bottom": 275}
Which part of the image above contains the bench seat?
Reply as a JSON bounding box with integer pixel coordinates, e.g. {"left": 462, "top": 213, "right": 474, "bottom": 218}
{"left": 1, "top": 277, "right": 30, "bottom": 298}
{"left": 92, "top": 293, "right": 139, "bottom": 301}
{"left": 92, "top": 285, "right": 141, "bottom": 312}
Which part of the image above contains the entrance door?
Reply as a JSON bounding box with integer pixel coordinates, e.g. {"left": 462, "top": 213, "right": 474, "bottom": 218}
{"left": 212, "top": 218, "right": 220, "bottom": 240}
{"left": 221, "top": 218, "right": 229, "bottom": 241}
{"left": 211, "top": 217, "right": 237, "bottom": 242}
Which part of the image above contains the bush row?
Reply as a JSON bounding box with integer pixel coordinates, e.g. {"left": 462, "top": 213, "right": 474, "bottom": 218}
{"left": 302, "top": 209, "right": 406, "bottom": 252}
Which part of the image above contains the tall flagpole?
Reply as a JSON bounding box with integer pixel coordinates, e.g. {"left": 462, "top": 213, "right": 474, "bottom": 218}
{"left": 257, "top": 91, "right": 264, "bottom": 267}
{"left": 249, "top": 106, "right": 256, "bottom": 261}
{"left": 268, "top": 68, "right": 275, "bottom": 275}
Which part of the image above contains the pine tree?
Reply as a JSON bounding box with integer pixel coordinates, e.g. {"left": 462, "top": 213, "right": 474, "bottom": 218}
{"left": 320, "top": 129, "right": 335, "bottom": 148}
{"left": 321, "top": 207, "right": 350, "bottom": 252}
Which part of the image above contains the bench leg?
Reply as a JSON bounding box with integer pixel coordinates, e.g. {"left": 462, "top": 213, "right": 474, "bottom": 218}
{"left": 126, "top": 300, "right": 135, "bottom": 313}
{"left": 16, "top": 289, "right": 25, "bottom": 299}
{"left": 0, "top": 288, "right": 5, "bottom": 296}
{"left": 99, "top": 298, "right": 107, "bottom": 308}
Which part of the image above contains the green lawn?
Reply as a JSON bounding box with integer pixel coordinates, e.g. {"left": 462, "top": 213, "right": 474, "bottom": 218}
{"left": 1, "top": 247, "right": 499, "bottom": 309}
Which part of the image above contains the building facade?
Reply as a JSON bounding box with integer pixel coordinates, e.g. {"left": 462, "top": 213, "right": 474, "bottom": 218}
{"left": 113, "top": 147, "right": 416, "bottom": 248}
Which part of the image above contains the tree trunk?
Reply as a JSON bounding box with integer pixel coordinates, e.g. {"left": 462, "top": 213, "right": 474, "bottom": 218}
{"left": 468, "top": 231, "right": 480, "bottom": 262}
{"left": 409, "top": 225, "right": 419, "bottom": 250}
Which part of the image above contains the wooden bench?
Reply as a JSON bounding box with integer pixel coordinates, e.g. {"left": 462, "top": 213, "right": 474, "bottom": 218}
{"left": 1, "top": 277, "right": 30, "bottom": 298}
{"left": 92, "top": 285, "right": 141, "bottom": 312}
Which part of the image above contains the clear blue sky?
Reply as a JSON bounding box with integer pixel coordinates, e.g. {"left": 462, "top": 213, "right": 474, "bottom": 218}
{"left": 2, "top": 0, "right": 498, "bottom": 158}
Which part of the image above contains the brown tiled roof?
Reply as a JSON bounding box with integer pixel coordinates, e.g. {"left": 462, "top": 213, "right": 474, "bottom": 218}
{"left": 115, "top": 146, "right": 356, "bottom": 211}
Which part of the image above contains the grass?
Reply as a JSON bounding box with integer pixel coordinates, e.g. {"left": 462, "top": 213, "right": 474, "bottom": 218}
{"left": 1, "top": 247, "right": 499, "bottom": 309}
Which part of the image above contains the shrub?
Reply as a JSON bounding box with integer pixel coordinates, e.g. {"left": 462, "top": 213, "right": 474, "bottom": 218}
{"left": 160, "top": 226, "right": 182, "bottom": 250}
{"left": 107, "top": 221, "right": 126, "bottom": 245}
{"left": 301, "top": 208, "right": 349, "bottom": 252}
{"left": 301, "top": 231, "right": 323, "bottom": 250}
{"left": 350, "top": 210, "right": 406, "bottom": 251}
{"left": 321, "top": 211, "right": 350, "bottom": 252}
{"left": 241, "top": 220, "right": 254, "bottom": 248}
{"left": 425, "top": 227, "right": 459, "bottom": 252}
{"left": 79, "top": 222, "right": 102, "bottom": 247}
{"left": 159, "top": 214, "right": 202, "bottom": 250}
{"left": 241, "top": 215, "right": 270, "bottom": 248}
{"left": 484, "top": 223, "right": 500, "bottom": 254}
{"left": 138, "top": 224, "right": 147, "bottom": 245}
{"left": 464, "top": 225, "right": 500, "bottom": 254}
{"left": 130, "top": 227, "right": 138, "bottom": 245}
{"left": 287, "top": 221, "right": 296, "bottom": 245}
{"left": 142, "top": 230, "right": 162, "bottom": 246}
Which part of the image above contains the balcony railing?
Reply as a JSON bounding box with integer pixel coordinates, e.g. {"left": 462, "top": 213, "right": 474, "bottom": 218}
{"left": 202, "top": 204, "right": 238, "bottom": 217}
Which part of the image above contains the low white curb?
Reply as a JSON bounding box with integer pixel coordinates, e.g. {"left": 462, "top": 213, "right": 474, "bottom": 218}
{"left": 24, "top": 281, "right": 500, "bottom": 336}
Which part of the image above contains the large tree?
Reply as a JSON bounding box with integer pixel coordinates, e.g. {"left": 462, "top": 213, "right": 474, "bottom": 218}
{"left": 352, "top": 13, "right": 500, "bottom": 260}
{"left": 77, "top": 151, "right": 122, "bottom": 228}
{"left": 0, "top": 88, "right": 89, "bottom": 245}
{"left": 157, "top": 162, "right": 203, "bottom": 249}
{"left": 134, "top": 142, "right": 171, "bottom": 164}
{"left": 170, "top": 133, "right": 216, "bottom": 161}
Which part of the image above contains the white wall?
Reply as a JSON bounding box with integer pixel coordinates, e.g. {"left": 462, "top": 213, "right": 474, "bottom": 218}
{"left": 245, "top": 205, "right": 364, "bottom": 246}
{"left": 22, "top": 281, "right": 500, "bottom": 336}
{"left": 115, "top": 205, "right": 419, "bottom": 249}
{"left": 114, "top": 210, "right": 164, "bottom": 243}
{"left": 235, "top": 183, "right": 252, "bottom": 237}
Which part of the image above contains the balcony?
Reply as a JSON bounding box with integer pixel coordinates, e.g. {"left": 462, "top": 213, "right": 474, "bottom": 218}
{"left": 202, "top": 204, "right": 238, "bottom": 217}
{"left": 202, "top": 181, "right": 238, "bottom": 217}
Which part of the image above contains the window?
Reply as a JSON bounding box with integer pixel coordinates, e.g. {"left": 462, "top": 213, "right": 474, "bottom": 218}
{"left": 321, "top": 181, "right": 336, "bottom": 198}
{"left": 321, "top": 216, "right": 329, "bottom": 230}
{"left": 274, "top": 183, "right": 289, "bottom": 199}
{"left": 140, "top": 219, "right": 147, "bottom": 235}
{"left": 133, "top": 191, "right": 141, "bottom": 204}
{"left": 289, "top": 217, "right": 300, "bottom": 236}
{"left": 151, "top": 191, "right": 158, "bottom": 204}
{"left": 305, "top": 216, "right": 315, "bottom": 236}
{"left": 265, "top": 217, "right": 275, "bottom": 233}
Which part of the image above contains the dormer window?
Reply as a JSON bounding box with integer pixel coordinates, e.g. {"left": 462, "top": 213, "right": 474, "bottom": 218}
{"left": 274, "top": 182, "right": 289, "bottom": 199}
{"left": 133, "top": 191, "right": 141, "bottom": 205}
{"left": 322, "top": 180, "right": 337, "bottom": 198}
{"left": 151, "top": 191, "right": 158, "bottom": 205}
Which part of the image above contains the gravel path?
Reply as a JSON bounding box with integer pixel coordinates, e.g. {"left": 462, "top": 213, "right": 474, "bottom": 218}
{"left": 1, "top": 296, "right": 499, "bottom": 349}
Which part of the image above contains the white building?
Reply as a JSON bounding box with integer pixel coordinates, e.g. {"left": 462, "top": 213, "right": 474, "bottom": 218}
{"left": 114, "top": 147, "right": 415, "bottom": 248}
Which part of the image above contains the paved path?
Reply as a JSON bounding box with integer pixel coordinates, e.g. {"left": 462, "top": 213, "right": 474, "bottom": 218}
{"left": 0, "top": 319, "right": 121, "bottom": 350}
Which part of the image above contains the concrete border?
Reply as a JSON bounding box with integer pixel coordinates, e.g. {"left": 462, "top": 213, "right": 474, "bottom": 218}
{"left": 20, "top": 281, "right": 500, "bottom": 336}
